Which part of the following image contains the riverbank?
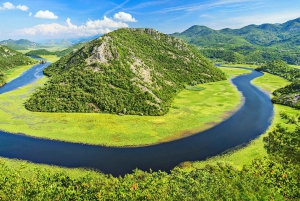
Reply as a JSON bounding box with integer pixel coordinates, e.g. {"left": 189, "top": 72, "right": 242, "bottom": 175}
{"left": 0, "top": 65, "right": 294, "bottom": 177}
{"left": 187, "top": 68, "right": 294, "bottom": 170}
{"left": 0, "top": 67, "right": 249, "bottom": 147}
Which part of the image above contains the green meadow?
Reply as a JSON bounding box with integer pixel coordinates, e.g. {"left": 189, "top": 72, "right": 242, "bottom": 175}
{"left": 0, "top": 62, "right": 295, "bottom": 178}
{"left": 290, "top": 64, "right": 300, "bottom": 69}
{"left": 190, "top": 68, "right": 294, "bottom": 170}
{"left": 0, "top": 66, "right": 249, "bottom": 147}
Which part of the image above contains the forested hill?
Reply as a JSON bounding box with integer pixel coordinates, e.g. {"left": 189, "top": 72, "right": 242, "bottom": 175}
{"left": 25, "top": 28, "right": 226, "bottom": 116}
{"left": 0, "top": 45, "right": 35, "bottom": 86}
{"left": 257, "top": 60, "right": 300, "bottom": 109}
{"left": 171, "top": 17, "right": 300, "bottom": 48}
{"left": 170, "top": 18, "right": 300, "bottom": 64}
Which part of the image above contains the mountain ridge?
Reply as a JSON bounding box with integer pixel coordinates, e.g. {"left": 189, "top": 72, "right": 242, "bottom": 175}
{"left": 171, "top": 17, "right": 300, "bottom": 47}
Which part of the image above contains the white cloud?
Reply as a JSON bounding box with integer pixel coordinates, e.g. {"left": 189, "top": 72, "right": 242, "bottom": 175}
{"left": 0, "top": 2, "right": 28, "bottom": 11}
{"left": 35, "top": 10, "right": 58, "bottom": 19}
{"left": 16, "top": 5, "right": 28, "bottom": 11}
{"left": 3, "top": 2, "right": 14, "bottom": 9}
{"left": 114, "top": 12, "right": 137, "bottom": 22}
{"left": 17, "top": 15, "right": 131, "bottom": 38}
{"left": 29, "top": 12, "right": 32, "bottom": 17}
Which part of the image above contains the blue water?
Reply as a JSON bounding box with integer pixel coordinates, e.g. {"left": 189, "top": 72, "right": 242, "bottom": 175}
{"left": 0, "top": 62, "right": 51, "bottom": 94}
{"left": 0, "top": 67, "right": 273, "bottom": 176}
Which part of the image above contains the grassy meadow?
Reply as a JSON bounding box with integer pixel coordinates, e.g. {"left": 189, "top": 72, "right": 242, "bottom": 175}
{"left": 189, "top": 67, "right": 294, "bottom": 170}
{"left": 0, "top": 62, "right": 296, "bottom": 178}
{"left": 0, "top": 67, "right": 249, "bottom": 147}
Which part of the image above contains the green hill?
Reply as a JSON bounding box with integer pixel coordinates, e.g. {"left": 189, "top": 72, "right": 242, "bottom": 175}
{"left": 272, "top": 81, "right": 300, "bottom": 109}
{"left": 171, "top": 25, "right": 251, "bottom": 48}
{"left": 25, "top": 28, "right": 225, "bottom": 115}
{"left": 173, "top": 18, "right": 300, "bottom": 47}
{"left": 0, "top": 39, "right": 42, "bottom": 50}
{"left": 171, "top": 18, "right": 300, "bottom": 64}
{"left": 257, "top": 60, "right": 300, "bottom": 109}
{"left": 0, "top": 45, "right": 35, "bottom": 86}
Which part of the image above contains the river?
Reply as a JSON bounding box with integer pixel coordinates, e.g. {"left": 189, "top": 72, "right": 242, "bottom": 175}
{"left": 0, "top": 65, "right": 273, "bottom": 176}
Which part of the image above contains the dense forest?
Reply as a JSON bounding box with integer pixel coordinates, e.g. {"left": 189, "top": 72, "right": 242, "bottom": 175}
{"left": 272, "top": 81, "right": 300, "bottom": 109}
{"left": 257, "top": 60, "right": 300, "bottom": 109}
{"left": 0, "top": 113, "right": 298, "bottom": 200}
{"left": 171, "top": 18, "right": 300, "bottom": 64}
{"left": 25, "top": 28, "right": 226, "bottom": 116}
{"left": 0, "top": 45, "right": 35, "bottom": 86}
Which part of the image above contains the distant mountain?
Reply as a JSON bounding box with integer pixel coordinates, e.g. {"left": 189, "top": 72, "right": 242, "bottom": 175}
{"left": 0, "top": 39, "right": 42, "bottom": 50}
{"left": 171, "top": 17, "right": 300, "bottom": 48}
{"left": 171, "top": 25, "right": 251, "bottom": 47}
{"left": 44, "top": 40, "right": 56, "bottom": 46}
{"left": 69, "top": 34, "right": 102, "bottom": 44}
{"left": 43, "top": 39, "right": 73, "bottom": 47}
{"left": 25, "top": 28, "right": 225, "bottom": 115}
{"left": 59, "top": 39, "right": 72, "bottom": 47}
{"left": 25, "top": 43, "right": 86, "bottom": 58}
{"left": 171, "top": 17, "right": 300, "bottom": 64}
{"left": 55, "top": 42, "right": 85, "bottom": 57}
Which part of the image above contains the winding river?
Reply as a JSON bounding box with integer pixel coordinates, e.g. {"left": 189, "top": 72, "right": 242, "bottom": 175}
{"left": 0, "top": 64, "right": 273, "bottom": 176}
{"left": 0, "top": 62, "right": 51, "bottom": 94}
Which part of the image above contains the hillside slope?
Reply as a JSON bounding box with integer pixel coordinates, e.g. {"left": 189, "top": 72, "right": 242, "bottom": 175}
{"left": 272, "top": 81, "right": 300, "bottom": 109}
{"left": 257, "top": 60, "right": 300, "bottom": 109}
{"left": 25, "top": 28, "right": 225, "bottom": 115}
{"left": 0, "top": 45, "right": 35, "bottom": 86}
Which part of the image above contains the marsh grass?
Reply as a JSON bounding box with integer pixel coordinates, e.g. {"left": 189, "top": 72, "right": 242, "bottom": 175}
{"left": 189, "top": 69, "right": 294, "bottom": 170}
{"left": 0, "top": 64, "right": 295, "bottom": 176}
{"left": 0, "top": 67, "right": 249, "bottom": 147}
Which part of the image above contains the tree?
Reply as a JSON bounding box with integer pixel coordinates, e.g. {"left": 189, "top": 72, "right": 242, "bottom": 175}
{"left": 263, "top": 112, "right": 300, "bottom": 166}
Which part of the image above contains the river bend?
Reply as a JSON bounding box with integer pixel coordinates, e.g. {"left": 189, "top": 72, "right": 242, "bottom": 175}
{"left": 0, "top": 66, "right": 273, "bottom": 176}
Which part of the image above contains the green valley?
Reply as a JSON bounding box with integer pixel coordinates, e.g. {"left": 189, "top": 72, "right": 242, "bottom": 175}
{"left": 0, "top": 4, "right": 299, "bottom": 199}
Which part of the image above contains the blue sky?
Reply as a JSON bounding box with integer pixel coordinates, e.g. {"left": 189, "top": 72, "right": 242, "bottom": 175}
{"left": 0, "top": 0, "right": 299, "bottom": 41}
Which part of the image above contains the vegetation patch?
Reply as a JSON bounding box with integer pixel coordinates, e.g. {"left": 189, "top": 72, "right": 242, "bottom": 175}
{"left": 0, "top": 67, "right": 245, "bottom": 147}
{"left": 184, "top": 85, "right": 205, "bottom": 91}
{"left": 0, "top": 65, "right": 298, "bottom": 200}
{"left": 171, "top": 19, "right": 300, "bottom": 65}
{"left": 192, "top": 68, "right": 292, "bottom": 169}
{"left": 25, "top": 28, "right": 226, "bottom": 116}
{"left": 257, "top": 60, "right": 300, "bottom": 109}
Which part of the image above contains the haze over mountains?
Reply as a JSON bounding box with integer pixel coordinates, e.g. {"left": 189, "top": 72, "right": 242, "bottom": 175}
{"left": 0, "top": 36, "right": 100, "bottom": 51}
{"left": 0, "top": 39, "right": 42, "bottom": 50}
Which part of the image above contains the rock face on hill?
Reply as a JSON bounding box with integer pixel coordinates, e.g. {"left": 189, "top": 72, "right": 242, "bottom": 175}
{"left": 25, "top": 28, "right": 226, "bottom": 115}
